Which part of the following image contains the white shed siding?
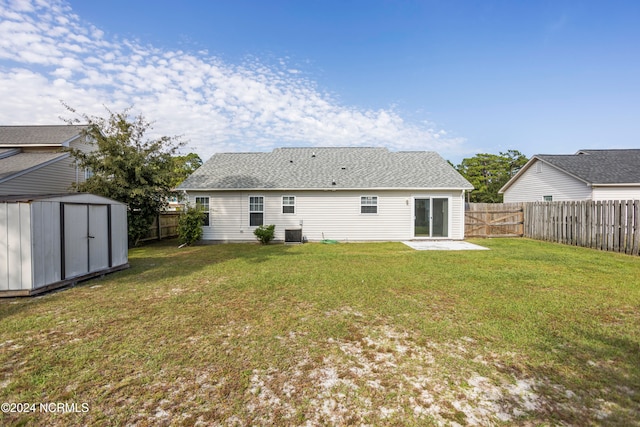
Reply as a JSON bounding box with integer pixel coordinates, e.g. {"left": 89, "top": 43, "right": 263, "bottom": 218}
{"left": 31, "top": 201, "right": 62, "bottom": 289}
{"left": 1, "top": 193, "right": 129, "bottom": 295}
{"left": 503, "top": 160, "right": 592, "bottom": 202}
{"left": 111, "top": 203, "right": 129, "bottom": 267}
{"left": 0, "top": 202, "right": 33, "bottom": 291}
{"left": 0, "top": 155, "right": 80, "bottom": 195}
{"left": 190, "top": 189, "right": 465, "bottom": 241}
{"left": 0, "top": 203, "right": 6, "bottom": 289}
{"left": 591, "top": 186, "right": 640, "bottom": 201}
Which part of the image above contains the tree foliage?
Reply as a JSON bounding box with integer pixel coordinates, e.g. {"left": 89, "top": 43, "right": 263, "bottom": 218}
{"left": 455, "top": 150, "right": 528, "bottom": 203}
{"left": 177, "top": 204, "right": 204, "bottom": 246}
{"left": 172, "top": 152, "right": 203, "bottom": 187}
{"left": 64, "top": 105, "right": 185, "bottom": 246}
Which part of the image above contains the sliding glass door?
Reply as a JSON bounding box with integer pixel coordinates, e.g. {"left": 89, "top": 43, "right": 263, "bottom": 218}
{"left": 414, "top": 197, "right": 449, "bottom": 238}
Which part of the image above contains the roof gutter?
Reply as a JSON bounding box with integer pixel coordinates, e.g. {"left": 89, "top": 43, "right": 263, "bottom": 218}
{"left": 0, "top": 144, "right": 63, "bottom": 148}
{"left": 177, "top": 186, "right": 474, "bottom": 192}
{"left": 591, "top": 182, "right": 640, "bottom": 187}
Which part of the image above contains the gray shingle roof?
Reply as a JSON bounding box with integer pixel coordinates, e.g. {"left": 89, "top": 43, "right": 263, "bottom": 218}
{"left": 178, "top": 147, "right": 473, "bottom": 190}
{"left": 0, "top": 125, "right": 85, "bottom": 147}
{"left": 537, "top": 149, "right": 640, "bottom": 184}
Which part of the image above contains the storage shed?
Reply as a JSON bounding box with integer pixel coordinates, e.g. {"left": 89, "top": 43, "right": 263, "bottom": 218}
{"left": 0, "top": 193, "right": 129, "bottom": 296}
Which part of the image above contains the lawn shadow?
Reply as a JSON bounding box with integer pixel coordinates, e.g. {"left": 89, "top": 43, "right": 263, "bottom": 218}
{"left": 527, "top": 327, "right": 640, "bottom": 425}
{"left": 122, "top": 238, "right": 301, "bottom": 282}
{"left": 0, "top": 240, "right": 299, "bottom": 318}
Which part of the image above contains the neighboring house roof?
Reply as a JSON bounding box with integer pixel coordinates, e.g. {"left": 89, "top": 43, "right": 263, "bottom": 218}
{"left": 0, "top": 125, "right": 85, "bottom": 184}
{"left": 0, "top": 152, "right": 68, "bottom": 182}
{"left": 178, "top": 147, "right": 473, "bottom": 191}
{"left": 0, "top": 125, "right": 86, "bottom": 147}
{"left": 500, "top": 149, "right": 640, "bottom": 193}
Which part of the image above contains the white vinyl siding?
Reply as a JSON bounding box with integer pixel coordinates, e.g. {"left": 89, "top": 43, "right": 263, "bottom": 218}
{"left": 189, "top": 189, "right": 466, "bottom": 242}
{"left": 503, "top": 159, "right": 592, "bottom": 202}
{"left": 591, "top": 186, "right": 640, "bottom": 201}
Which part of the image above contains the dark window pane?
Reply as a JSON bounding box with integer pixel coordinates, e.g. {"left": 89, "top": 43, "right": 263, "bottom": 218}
{"left": 250, "top": 212, "right": 263, "bottom": 226}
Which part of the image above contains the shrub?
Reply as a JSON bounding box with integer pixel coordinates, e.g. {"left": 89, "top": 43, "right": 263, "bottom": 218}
{"left": 254, "top": 224, "right": 276, "bottom": 245}
{"left": 177, "top": 205, "right": 204, "bottom": 246}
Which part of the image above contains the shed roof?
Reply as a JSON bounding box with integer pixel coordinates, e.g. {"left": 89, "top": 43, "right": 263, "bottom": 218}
{"left": 0, "top": 193, "right": 126, "bottom": 205}
{"left": 0, "top": 125, "right": 85, "bottom": 147}
{"left": 177, "top": 147, "right": 473, "bottom": 190}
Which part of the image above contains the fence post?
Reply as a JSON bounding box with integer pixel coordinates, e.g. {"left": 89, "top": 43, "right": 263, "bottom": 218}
{"left": 631, "top": 200, "right": 640, "bottom": 255}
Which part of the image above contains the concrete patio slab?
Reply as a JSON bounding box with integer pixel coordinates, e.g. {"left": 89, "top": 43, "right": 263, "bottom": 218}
{"left": 402, "top": 241, "right": 489, "bottom": 251}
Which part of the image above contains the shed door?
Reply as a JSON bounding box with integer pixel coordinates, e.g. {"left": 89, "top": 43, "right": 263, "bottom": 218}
{"left": 89, "top": 205, "right": 109, "bottom": 271}
{"left": 63, "top": 204, "right": 110, "bottom": 279}
{"left": 64, "top": 204, "right": 89, "bottom": 278}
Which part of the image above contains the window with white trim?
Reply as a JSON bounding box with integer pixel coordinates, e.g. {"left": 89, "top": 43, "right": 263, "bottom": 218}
{"left": 360, "top": 196, "right": 378, "bottom": 214}
{"left": 249, "top": 196, "right": 264, "bottom": 226}
{"left": 543, "top": 195, "right": 553, "bottom": 202}
{"left": 195, "top": 196, "right": 210, "bottom": 226}
{"left": 282, "top": 196, "right": 295, "bottom": 214}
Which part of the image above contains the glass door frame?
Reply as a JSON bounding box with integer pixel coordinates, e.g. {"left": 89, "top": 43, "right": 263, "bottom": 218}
{"left": 413, "top": 196, "right": 452, "bottom": 238}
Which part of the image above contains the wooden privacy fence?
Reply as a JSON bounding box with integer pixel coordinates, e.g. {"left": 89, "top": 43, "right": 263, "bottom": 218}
{"left": 465, "top": 203, "right": 524, "bottom": 238}
{"left": 141, "top": 212, "right": 180, "bottom": 242}
{"left": 524, "top": 200, "right": 640, "bottom": 256}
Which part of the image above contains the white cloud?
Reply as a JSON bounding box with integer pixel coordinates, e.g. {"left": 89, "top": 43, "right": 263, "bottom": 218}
{"left": 8, "top": 0, "right": 34, "bottom": 12}
{"left": 0, "top": 0, "right": 466, "bottom": 160}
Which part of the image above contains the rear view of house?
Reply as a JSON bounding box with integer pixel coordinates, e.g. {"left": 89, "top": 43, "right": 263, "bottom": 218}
{"left": 0, "top": 125, "right": 92, "bottom": 195}
{"left": 500, "top": 149, "right": 640, "bottom": 202}
{"left": 177, "top": 147, "right": 473, "bottom": 242}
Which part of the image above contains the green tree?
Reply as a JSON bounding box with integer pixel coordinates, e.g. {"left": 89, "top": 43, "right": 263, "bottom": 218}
{"left": 64, "top": 105, "right": 185, "bottom": 246}
{"left": 172, "top": 152, "right": 203, "bottom": 187}
{"left": 455, "top": 150, "right": 528, "bottom": 203}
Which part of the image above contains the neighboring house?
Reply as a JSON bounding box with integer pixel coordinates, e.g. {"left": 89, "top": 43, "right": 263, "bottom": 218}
{"left": 177, "top": 147, "right": 474, "bottom": 242}
{"left": 499, "top": 149, "right": 640, "bottom": 203}
{"left": 0, "top": 125, "right": 92, "bottom": 195}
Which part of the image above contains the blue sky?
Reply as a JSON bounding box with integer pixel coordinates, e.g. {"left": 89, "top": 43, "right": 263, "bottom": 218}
{"left": 1, "top": 0, "right": 639, "bottom": 164}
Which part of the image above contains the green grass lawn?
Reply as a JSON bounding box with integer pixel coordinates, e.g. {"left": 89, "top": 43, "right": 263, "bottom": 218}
{"left": 1, "top": 238, "right": 639, "bottom": 426}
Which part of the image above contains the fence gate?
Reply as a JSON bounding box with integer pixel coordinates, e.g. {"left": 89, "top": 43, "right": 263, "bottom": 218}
{"left": 465, "top": 203, "right": 524, "bottom": 238}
